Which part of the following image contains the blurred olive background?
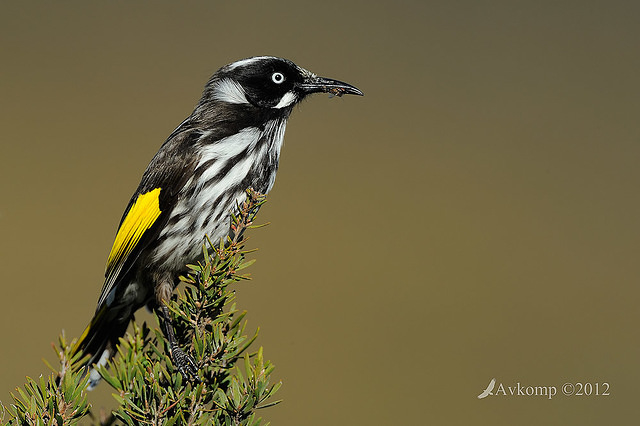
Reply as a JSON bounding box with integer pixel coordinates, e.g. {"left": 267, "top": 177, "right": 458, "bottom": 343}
{"left": 1, "top": 1, "right": 639, "bottom": 424}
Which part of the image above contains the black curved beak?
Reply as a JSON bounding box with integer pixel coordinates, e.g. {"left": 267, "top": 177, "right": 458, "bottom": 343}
{"left": 299, "top": 75, "right": 364, "bottom": 97}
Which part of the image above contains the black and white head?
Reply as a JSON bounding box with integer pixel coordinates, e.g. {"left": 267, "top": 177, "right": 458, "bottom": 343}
{"left": 201, "top": 56, "right": 363, "bottom": 116}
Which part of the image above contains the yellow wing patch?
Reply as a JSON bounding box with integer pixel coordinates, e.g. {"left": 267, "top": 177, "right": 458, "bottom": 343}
{"left": 106, "top": 188, "right": 162, "bottom": 275}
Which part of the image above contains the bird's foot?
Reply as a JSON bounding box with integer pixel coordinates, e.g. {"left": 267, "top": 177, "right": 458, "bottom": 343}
{"left": 170, "top": 345, "right": 201, "bottom": 384}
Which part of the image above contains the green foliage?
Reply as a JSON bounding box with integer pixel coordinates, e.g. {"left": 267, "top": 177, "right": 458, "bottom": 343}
{"left": 3, "top": 334, "right": 91, "bottom": 425}
{"left": 3, "top": 189, "right": 281, "bottom": 425}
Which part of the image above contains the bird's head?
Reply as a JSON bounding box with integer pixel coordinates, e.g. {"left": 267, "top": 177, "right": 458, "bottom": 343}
{"left": 203, "top": 56, "right": 363, "bottom": 111}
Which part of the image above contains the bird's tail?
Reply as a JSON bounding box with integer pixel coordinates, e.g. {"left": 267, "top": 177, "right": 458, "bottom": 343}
{"left": 71, "top": 305, "right": 130, "bottom": 389}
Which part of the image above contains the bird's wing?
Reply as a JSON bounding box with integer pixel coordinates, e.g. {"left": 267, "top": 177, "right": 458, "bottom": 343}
{"left": 488, "top": 378, "right": 496, "bottom": 391}
{"left": 98, "top": 187, "right": 163, "bottom": 307}
{"left": 95, "top": 127, "right": 199, "bottom": 309}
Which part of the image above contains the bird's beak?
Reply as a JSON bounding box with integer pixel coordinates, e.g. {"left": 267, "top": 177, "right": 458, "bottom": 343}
{"left": 299, "top": 75, "right": 364, "bottom": 97}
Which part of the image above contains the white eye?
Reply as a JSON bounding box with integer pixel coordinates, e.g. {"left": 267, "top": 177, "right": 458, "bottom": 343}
{"left": 271, "top": 72, "right": 285, "bottom": 84}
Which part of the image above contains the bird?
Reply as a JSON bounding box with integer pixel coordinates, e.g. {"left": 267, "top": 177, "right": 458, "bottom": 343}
{"left": 477, "top": 378, "right": 496, "bottom": 399}
{"left": 71, "top": 56, "right": 363, "bottom": 389}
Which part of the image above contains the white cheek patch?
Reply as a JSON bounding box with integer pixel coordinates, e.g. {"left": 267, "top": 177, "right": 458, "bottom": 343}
{"left": 274, "top": 91, "right": 297, "bottom": 109}
{"left": 212, "top": 78, "right": 249, "bottom": 104}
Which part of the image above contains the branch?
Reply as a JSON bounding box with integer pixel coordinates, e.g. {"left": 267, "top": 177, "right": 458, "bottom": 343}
{"left": 3, "top": 189, "right": 281, "bottom": 425}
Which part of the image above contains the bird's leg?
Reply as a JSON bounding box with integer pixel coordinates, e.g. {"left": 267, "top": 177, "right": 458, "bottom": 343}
{"left": 159, "top": 304, "right": 200, "bottom": 383}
